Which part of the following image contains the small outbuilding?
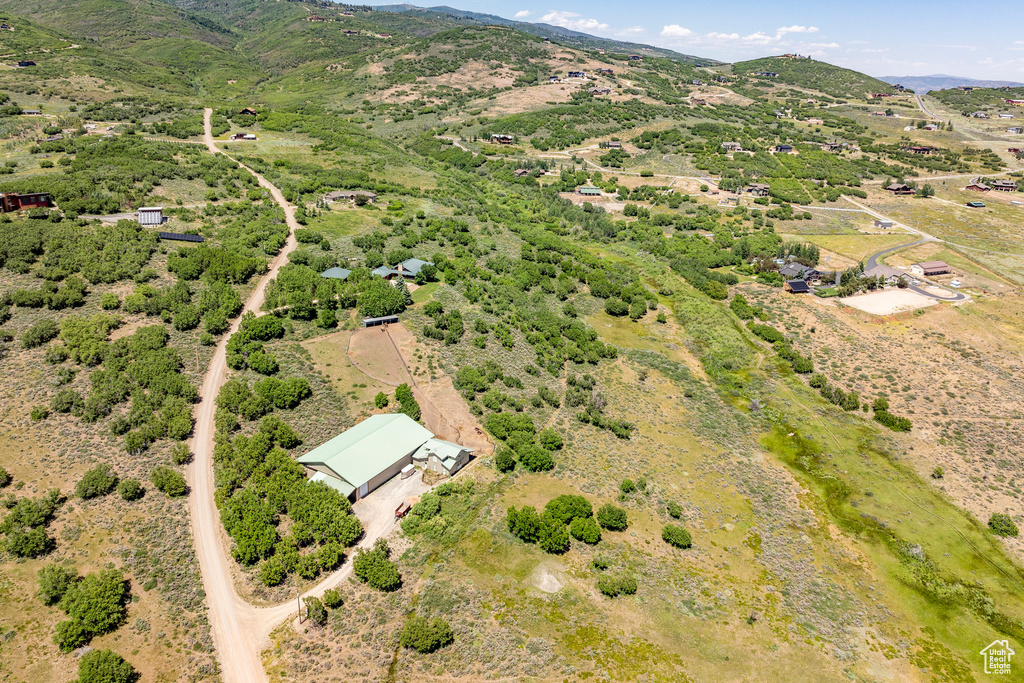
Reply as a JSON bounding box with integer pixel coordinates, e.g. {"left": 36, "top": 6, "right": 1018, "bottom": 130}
{"left": 784, "top": 279, "right": 810, "bottom": 294}
{"left": 158, "top": 232, "right": 204, "bottom": 243}
{"left": 138, "top": 207, "right": 164, "bottom": 226}
{"left": 577, "top": 185, "right": 602, "bottom": 196}
{"left": 874, "top": 219, "right": 894, "bottom": 229}
{"left": 324, "top": 190, "right": 377, "bottom": 203}
{"left": 362, "top": 314, "right": 399, "bottom": 327}
{"left": 910, "top": 261, "right": 951, "bottom": 276}
{"left": 885, "top": 183, "right": 914, "bottom": 196}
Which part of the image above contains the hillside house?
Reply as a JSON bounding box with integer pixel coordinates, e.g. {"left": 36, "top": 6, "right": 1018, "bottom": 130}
{"left": 137, "top": 207, "right": 164, "bottom": 226}
{"left": 691, "top": 79, "right": 703, "bottom": 85}
{"left": 17, "top": 61, "right": 34, "bottom": 67}
{"left": 598, "top": 68, "right": 613, "bottom": 75}
{"left": 923, "top": 124, "right": 939, "bottom": 131}
{"left": 324, "top": 189, "right": 377, "bottom": 203}
{"left": 566, "top": 71, "right": 587, "bottom": 79}
{"left": 343, "top": 30, "right": 359, "bottom": 35}
{"left": 885, "top": 183, "right": 914, "bottom": 195}
{"left": 296, "top": 414, "right": 471, "bottom": 500}
{"left": 372, "top": 257, "right": 433, "bottom": 280}
{"left": 745, "top": 183, "right": 770, "bottom": 197}
{"left": 21, "top": 109, "right": 41, "bottom": 115}
{"left": 969, "top": 112, "right": 989, "bottom": 119}
{"left": 864, "top": 264, "right": 905, "bottom": 285}
{"left": 491, "top": 133, "right": 514, "bottom": 144}
{"left": 721, "top": 141, "right": 743, "bottom": 152}
{"left": 820, "top": 142, "right": 843, "bottom": 152}
{"left": 966, "top": 181, "right": 991, "bottom": 192}
{"left": 991, "top": 179, "right": 1017, "bottom": 192}
{"left": 229, "top": 133, "right": 257, "bottom": 141}
{"left": 589, "top": 87, "right": 611, "bottom": 95}
{"left": 1009, "top": 127, "right": 1023, "bottom": 134}
{"left": 911, "top": 261, "right": 951, "bottom": 276}
{"left": 874, "top": 219, "right": 894, "bottom": 229}
{"left": 239, "top": 107, "right": 258, "bottom": 116}
{"left": 754, "top": 71, "right": 778, "bottom": 77}
{"left": 628, "top": 54, "right": 642, "bottom": 61}
{"left": 771, "top": 144, "right": 794, "bottom": 154}
{"left": 548, "top": 76, "right": 560, "bottom": 83}
{"left": 905, "top": 146, "right": 936, "bottom": 154}
{"left": 514, "top": 168, "right": 530, "bottom": 177}
{"left": 692, "top": 98, "right": 707, "bottom": 105}
{"left": 0, "top": 192, "right": 50, "bottom": 212}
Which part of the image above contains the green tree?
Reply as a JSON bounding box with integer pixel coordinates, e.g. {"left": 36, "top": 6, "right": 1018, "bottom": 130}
{"left": 394, "top": 278, "right": 414, "bottom": 306}
{"left": 117, "top": 479, "right": 144, "bottom": 501}
{"left": 662, "top": 524, "right": 692, "bottom": 549}
{"left": 538, "top": 518, "right": 570, "bottom": 554}
{"left": 304, "top": 596, "right": 328, "bottom": 626}
{"left": 494, "top": 449, "right": 516, "bottom": 473}
{"left": 352, "top": 540, "right": 401, "bottom": 591}
{"left": 76, "top": 649, "right": 136, "bottom": 683}
{"left": 37, "top": 564, "right": 78, "bottom": 606}
{"left": 399, "top": 614, "right": 454, "bottom": 653}
{"left": 569, "top": 516, "right": 602, "bottom": 544}
{"left": 374, "top": 392, "right": 389, "bottom": 409}
{"left": 322, "top": 588, "right": 344, "bottom": 609}
{"left": 76, "top": 464, "right": 119, "bottom": 500}
{"left": 544, "top": 495, "right": 592, "bottom": 525}
{"left": 596, "top": 504, "right": 627, "bottom": 531}
{"left": 150, "top": 466, "right": 186, "bottom": 497}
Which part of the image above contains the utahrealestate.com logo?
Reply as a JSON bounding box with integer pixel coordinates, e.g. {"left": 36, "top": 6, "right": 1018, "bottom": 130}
{"left": 980, "top": 640, "right": 1015, "bottom": 675}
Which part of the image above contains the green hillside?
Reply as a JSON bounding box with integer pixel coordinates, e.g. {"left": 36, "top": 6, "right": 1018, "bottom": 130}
{"left": 732, "top": 55, "right": 895, "bottom": 99}
{"left": 930, "top": 86, "right": 1024, "bottom": 113}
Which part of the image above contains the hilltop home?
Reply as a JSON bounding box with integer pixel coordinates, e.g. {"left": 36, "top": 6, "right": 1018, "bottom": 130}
{"left": 966, "top": 181, "right": 991, "bottom": 192}
{"left": 745, "top": 183, "right": 770, "bottom": 197}
{"left": 491, "top": 133, "right": 514, "bottom": 144}
{"left": 628, "top": 54, "right": 642, "bottom": 61}
{"left": 771, "top": 144, "right": 794, "bottom": 154}
{"left": 566, "top": 71, "right": 587, "bottom": 79}
{"left": 905, "top": 146, "right": 937, "bottom": 154}
{"left": 874, "top": 219, "right": 894, "bottom": 229}
{"left": 588, "top": 87, "right": 611, "bottom": 95}
{"left": 720, "top": 141, "right": 743, "bottom": 152}
{"left": 296, "top": 414, "right": 471, "bottom": 500}
{"left": 991, "top": 179, "right": 1017, "bottom": 192}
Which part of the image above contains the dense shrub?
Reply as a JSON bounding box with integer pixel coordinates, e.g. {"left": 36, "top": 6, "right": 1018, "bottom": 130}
{"left": 597, "top": 573, "right": 637, "bottom": 597}
{"left": 596, "top": 504, "right": 628, "bottom": 531}
{"left": 150, "top": 466, "right": 186, "bottom": 497}
{"left": 538, "top": 518, "right": 571, "bottom": 554}
{"left": 494, "top": 449, "right": 516, "bottom": 473}
{"left": 37, "top": 564, "right": 78, "bottom": 606}
{"left": 304, "top": 597, "right": 328, "bottom": 626}
{"left": 989, "top": 513, "right": 1019, "bottom": 538}
{"left": 117, "top": 479, "right": 144, "bottom": 501}
{"left": 662, "top": 524, "right": 692, "bottom": 549}
{"left": 76, "top": 649, "right": 136, "bottom": 683}
{"left": 544, "top": 495, "right": 592, "bottom": 525}
{"left": 399, "top": 614, "right": 454, "bottom": 653}
{"left": 517, "top": 444, "right": 554, "bottom": 472}
{"left": 569, "top": 516, "right": 602, "bottom": 544}
{"left": 21, "top": 319, "right": 59, "bottom": 348}
{"left": 54, "top": 569, "right": 130, "bottom": 651}
{"left": 75, "top": 464, "right": 118, "bottom": 500}
{"left": 322, "top": 588, "right": 344, "bottom": 609}
{"left": 506, "top": 505, "right": 541, "bottom": 543}
{"left": 352, "top": 540, "right": 401, "bottom": 591}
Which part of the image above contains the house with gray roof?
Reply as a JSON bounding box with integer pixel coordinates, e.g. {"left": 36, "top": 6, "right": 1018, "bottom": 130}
{"left": 372, "top": 257, "right": 433, "bottom": 280}
{"left": 320, "top": 267, "right": 351, "bottom": 280}
{"left": 297, "top": 413, "right": 472, "bottom": 499}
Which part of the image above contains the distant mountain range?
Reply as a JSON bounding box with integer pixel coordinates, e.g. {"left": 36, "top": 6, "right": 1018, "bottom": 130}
{"left": 878, "top": 75, "right": 1024, "bottom": 93}
{"left": 372, "top": 4, "right": 719, "bottom": 65}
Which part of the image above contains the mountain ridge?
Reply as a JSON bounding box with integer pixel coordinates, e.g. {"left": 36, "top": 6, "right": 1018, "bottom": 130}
{"left": 878, "top": 74, "right": 1024, "bottom": 93}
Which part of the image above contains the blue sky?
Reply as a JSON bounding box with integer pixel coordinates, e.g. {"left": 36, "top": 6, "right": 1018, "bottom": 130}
{"left": 426, "top": 0, "right": 1024, "bottom": 80}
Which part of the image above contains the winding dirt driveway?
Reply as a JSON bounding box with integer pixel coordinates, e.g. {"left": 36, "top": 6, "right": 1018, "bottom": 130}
{"left": 188, "top": 109, "right": 421, "bottom": 682}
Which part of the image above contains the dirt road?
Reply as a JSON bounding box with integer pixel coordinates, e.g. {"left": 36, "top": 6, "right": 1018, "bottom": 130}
{"left": 189, "top": 110, "right": 432, "bottom": 682}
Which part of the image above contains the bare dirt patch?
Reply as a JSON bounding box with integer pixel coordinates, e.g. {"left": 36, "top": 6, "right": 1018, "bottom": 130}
{"left": 346, "top": 325, "right": 414, "bottom": 386}
{"left": 838, "top": 289, "right": 938, "bottom": 315}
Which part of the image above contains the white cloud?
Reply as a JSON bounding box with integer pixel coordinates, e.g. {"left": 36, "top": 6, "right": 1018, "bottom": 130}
{"left": 777, "top": 25, "right": 818, "bottom": 37}
{"left": 540, "top": 10, "right": 608, "bottom": 32}
{"left": 661, "top": 24, "right": 694, "bottom": 38}
{"left": 514, "top": 10, "right": 532, "bottom": 19}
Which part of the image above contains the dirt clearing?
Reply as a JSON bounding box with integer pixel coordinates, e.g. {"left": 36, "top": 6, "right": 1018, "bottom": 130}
{"left": 346, "top": 325, "right": 414, "bottom": 385}
{"left": 838, "top": 288, "right": 938, "bottom": 315}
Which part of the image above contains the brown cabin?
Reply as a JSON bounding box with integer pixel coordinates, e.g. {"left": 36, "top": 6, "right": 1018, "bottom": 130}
{"left": 991, "top": 179, "right": 1017, "bottom": 192}
{"left": 885, "top": 183, "right": 914, "bottom": 195}
{"left": 965, "top": 181, "right": 991, "bottom": 192}
{"left": 239, "top": 107, "right": 257, "bottom": 116}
